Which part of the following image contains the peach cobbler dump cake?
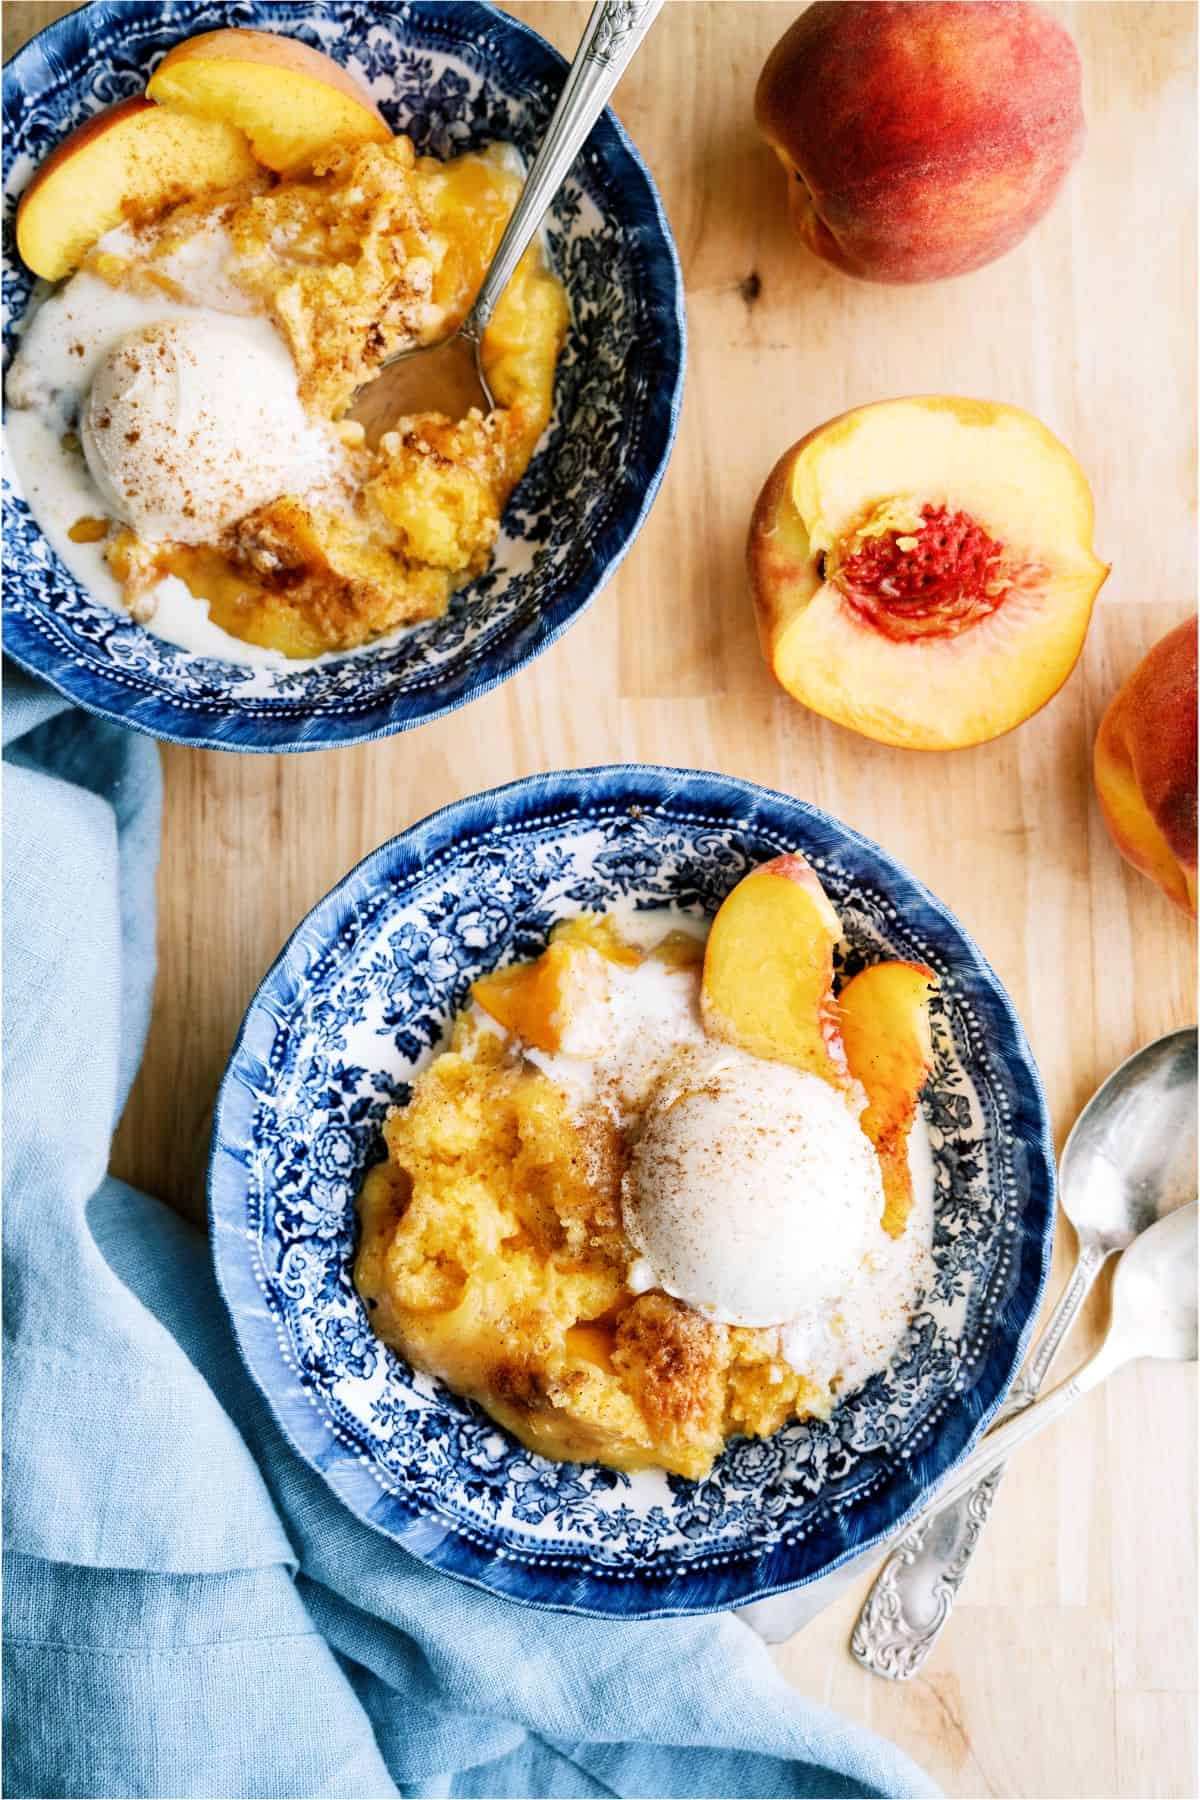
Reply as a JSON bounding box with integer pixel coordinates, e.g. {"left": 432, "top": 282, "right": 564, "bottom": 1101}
{"left": 355, "top": 862, "right": 939, "bottom": 1481}
{"left": 7, "top": 30, "right": 568, "bottom": 659}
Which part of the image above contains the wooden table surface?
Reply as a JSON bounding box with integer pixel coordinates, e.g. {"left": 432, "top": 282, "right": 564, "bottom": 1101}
{"left": 7, "top": 2, "right": 1197, "bottom": 1794}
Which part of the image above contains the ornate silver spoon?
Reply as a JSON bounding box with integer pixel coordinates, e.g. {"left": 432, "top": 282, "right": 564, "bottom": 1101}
{"left": 853, "top": 1029, "right": 1198, "bottom": 1680}
{"left": 350, "top": 0, "right": 663, "bottom": 442}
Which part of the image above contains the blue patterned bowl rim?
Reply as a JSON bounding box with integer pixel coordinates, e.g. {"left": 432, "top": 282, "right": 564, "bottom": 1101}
{"left": 208, "top": 764, "right": 1057, "bottom": 1618}
{"left": 1, "top": 0, "right": 685, "bottom": 753}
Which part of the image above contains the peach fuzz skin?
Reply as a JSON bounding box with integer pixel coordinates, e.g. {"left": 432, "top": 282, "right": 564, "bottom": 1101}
{"left": 755, "top": 1, "right": 1085, "bottom": 285}
{"left": 748, "top": 396, "right": 1109, "bottom": 752}
{"left": 1095, "top": 618, "right": 1198, "bottom": 916}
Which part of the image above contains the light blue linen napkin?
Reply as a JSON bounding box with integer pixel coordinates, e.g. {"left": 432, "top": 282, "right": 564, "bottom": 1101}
{"left": 2, "top": 666, "right": 939, "bottom": 1800}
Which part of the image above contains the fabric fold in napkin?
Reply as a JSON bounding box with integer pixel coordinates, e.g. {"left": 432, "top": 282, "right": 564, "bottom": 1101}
{"left": 1, "top": 666, "right": 939, "bottom": 1800}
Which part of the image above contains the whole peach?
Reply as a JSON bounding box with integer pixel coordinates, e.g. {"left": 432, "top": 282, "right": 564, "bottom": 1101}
{"left": 1095, "top": 618, "right": 1198, "bottom": 916}
{"left": 755, "top": 1, "right": 1085, "bottom": 284}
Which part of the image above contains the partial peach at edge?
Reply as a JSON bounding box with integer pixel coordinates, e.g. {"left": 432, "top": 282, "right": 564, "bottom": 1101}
{"left": 748, "top": 396, "right": 1109, "bottom": 751}
{"left": 839, "top": 961, "right": 936, "bottom": 1237}
{"left": 1095, "top": 617, "right": 1198, "bottom": 916}
{"left": 147, "top": 28, "right": 390, "bottom": 174}
{"left": 15, "top": 96, "right": 257, "bottom": 282}
{"left": 699, "top": 854, "right": 857, "bottom": 1097}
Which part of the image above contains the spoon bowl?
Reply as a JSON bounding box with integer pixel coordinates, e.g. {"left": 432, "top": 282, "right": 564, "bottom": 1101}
{"left": 1059, "top": 1027, "right": 1198, "bottom": 1246}
{"left": 351, "top": 331, "right": 492, "bottom": 446}
{"left": 1107, "top": 1198, "right": 1198, "bottom": 1364}
{"left": 350, "top": 0, "right": 663, "bottom": 439}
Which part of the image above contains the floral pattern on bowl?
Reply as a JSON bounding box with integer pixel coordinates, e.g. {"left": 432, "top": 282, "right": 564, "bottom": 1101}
{"left": 1, "top": 1, "right": 685, "bottom": 751}
{"left": 209, "top": 766, "right": 1056, "bottom": 1617}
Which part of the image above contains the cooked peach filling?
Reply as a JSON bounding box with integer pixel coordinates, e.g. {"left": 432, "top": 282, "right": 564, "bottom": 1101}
{"left": 355, "top": 1027, "right": 829, "bottom": 1482}
{"left": 355, "top": 872, "right": 938, "bottom": 1481}
{"left": 99, "top": 138, "right": 568, "bottom": 656}
{"left": 354, "top": 919, "right": 830, "bottom": 1482}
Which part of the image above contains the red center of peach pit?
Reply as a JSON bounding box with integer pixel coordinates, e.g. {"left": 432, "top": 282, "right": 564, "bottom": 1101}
{"left": 837, "top": 504, "right": 1008, "bottom": 642}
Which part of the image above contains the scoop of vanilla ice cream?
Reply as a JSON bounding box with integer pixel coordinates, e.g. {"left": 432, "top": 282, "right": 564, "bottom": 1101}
{"left": 622, "top": 1056, "right": 884, "bottom": 1328}
{"left": 80, "top": 317, "right": 331, "bottom": 543}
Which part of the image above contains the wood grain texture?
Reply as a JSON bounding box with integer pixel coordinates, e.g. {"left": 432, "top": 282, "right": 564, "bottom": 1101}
{"left": 6, "top": 3, "right": 1197, "bottom": 1794}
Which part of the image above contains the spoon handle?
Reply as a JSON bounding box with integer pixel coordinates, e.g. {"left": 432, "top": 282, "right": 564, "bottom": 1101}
{"left": 910, "top": 1337, "right": 1120, "bottom": 1519}
{"left": 469, "top": 0, "right": 664, "bottom": 335}
{"left": 852, "top": 1238, "right": 1108, "bottom": 1680}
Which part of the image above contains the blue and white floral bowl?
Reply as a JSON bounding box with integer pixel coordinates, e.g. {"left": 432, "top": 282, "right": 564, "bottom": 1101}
{"left": 209, "top": 766, "right": 1057, "bottom": 1617}
{"left": 1, "top": 2, "right": 684, "bottom": 752}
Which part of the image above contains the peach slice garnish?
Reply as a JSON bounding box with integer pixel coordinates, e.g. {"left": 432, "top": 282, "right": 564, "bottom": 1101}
{"left": 700, "top": 854, "right": 856, "bottom": 1095}
{"left": 15, "top": 96, "right": 257, "bottom": 282}
{"left": 839, "top": 961, "right": 936, "bottom": 1237}
{"left": 473, "top": 917, "right": 673, "bottom": 1055}
{"left": 472, "top": 942, "right": 616, "bottom": 1057}
{"left": 147, "top": 28, "right": 390, "bottom": 175}
{"left": 1095, "top": 617, "right": 1198, "bottom": 916}
{"left": 748, "top": 397, "right": 1109, "bottom": 750}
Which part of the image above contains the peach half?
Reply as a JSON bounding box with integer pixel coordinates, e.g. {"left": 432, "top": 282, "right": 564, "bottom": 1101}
{"left": 1094, "top": 617, "right": 1198, "bottom": 916}
{"left": 749, "top": 397, "right": 1109, "bottom": 751}
{"left": 15, "top": 96, "right": 257, "bottom": 283}
{"left": 147, "top": 28, "right": 390, "bottom": 175}
{"left": 840, "top": 961, "right": 936, "bottom": 1236}
{"left": 755, "top": 1, "right": 1085, "bottom": 285}
{"left": 700, "top": 854, "right": 857, "bottom": 1096}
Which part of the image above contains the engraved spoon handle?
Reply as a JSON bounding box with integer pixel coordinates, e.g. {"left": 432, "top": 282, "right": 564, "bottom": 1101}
{"left": 469, "top": 0, "right": 664, "bottom": 334}
{"left": 851, "top": 1236, "right": 1109, "bottom": 1681}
